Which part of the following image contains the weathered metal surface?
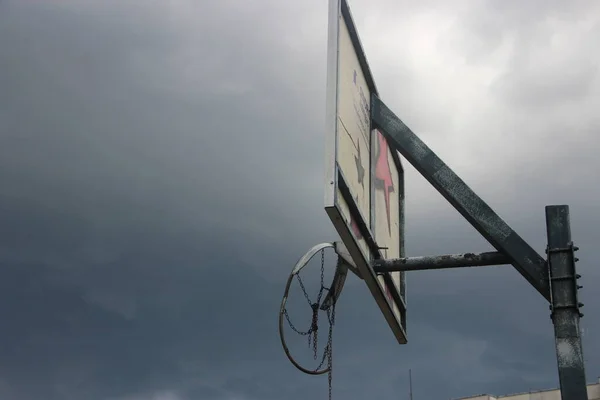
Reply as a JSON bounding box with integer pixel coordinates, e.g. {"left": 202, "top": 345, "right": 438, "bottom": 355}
{"left": 371, "top": 94, "right": 551, "bottom": 302}
{"left": 373, "top": 251, "right": 511, "bottom": 272}
{"left": 333, "top": 241, "right": 362, "bottom": 278}
{"left": 320, "top": 258, "right": 349, "bottom": 311}
{"left": 546, "top": 205, "right": 588, "bottom": 400}
{"left": 320, "top": 241, "right": 357, "bottom": 311}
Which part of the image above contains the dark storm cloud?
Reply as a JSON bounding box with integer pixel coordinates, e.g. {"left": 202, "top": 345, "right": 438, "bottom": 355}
{"left": 0, "top": 0, "right": 333, "bottom": 272}
{"left": 0, "top": 1, "right": 326, "bottom": 399}
{"left": 1, "top": 0, "right": 599, "bottom": 399}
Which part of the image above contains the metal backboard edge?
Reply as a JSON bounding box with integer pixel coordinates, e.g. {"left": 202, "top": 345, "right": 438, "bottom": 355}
{"left": 324, "top": 0, "right": 407, "bottom": 344}
{"left": 324, "top": 0, "right": 379, "bottom": 208}
{"left": 323, "top": 0, "right": 341, "bottom": 207}
{"left": 393, "top": 148, "right": 406, "bottom": 308}
{"left": 376, "top": 139, "right": 407, "bottom": 308}
{"left": 378, "top": 146, "right": 407, "bottom": 314}
{"left": 370, "top": 129, "right": 407, "bottom": 330}
{"left": 327, "top": 202, "right": 408, "bottom": 344}
{"left": 339, "top": 0, "right": 378, "bottom": 96}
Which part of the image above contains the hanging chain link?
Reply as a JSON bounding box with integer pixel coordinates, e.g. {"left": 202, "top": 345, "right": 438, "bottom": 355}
{"left": 327, "top": 300, "right": 336, "bottom": 400}
{"left": 310, "top": 250, "right": 326, "bottom": 358}
{"left": 282, "top": 248, "right": 338, "bottom": 400}
{"left": 296, "top": 273, "right": 313, "bottom": 306}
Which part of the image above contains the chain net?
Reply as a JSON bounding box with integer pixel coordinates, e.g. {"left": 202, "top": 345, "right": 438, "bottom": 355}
{"left": 282, "top": 249, "right": 339, "bottom": 400}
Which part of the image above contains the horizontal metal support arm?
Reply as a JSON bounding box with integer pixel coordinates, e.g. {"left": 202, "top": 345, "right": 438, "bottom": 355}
{"left": 373, "top": 251, "right": 512, "bottom": 272}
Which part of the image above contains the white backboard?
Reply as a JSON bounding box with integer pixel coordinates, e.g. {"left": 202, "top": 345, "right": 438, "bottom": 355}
{"left": 324, "top": 0, "right": 407, "bottom": 343}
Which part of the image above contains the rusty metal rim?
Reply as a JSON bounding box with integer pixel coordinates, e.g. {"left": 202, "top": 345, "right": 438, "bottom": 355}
{"left": 279, "top": 242, "right": 334, "bottom": 376}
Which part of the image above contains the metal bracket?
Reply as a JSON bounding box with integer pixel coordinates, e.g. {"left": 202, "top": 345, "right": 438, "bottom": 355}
{"left": 320, "top": 258, "right": 349, "bottom": 311}
{"left": 333, "top": 241, "right": 362, "bottom": 279}
{"left": 319, "top": 241, "right": 361, "bottom": 311}
{"left": 547, "top": 242, "right": 579, "bottom": 255}
{"left": 547, "top": 240, "right": 582, "bottom": 314}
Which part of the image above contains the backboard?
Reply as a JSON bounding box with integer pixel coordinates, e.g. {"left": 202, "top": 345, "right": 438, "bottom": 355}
{"left": 324, "top": 0, "right": 407, "bottom": 343}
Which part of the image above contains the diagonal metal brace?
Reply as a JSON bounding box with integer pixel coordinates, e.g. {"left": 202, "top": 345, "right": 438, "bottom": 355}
{"left": 371, "top": 94, "right": 550, "bottom": 301}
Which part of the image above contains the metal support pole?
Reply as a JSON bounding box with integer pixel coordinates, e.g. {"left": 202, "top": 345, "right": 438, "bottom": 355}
{"left": 373, "top": 251, "right": 511, "bottom": 272}
{"left": 546, "top": 205, "right": 588, "bottom": 400}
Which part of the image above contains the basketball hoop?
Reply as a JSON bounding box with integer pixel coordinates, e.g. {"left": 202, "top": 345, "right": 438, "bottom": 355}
{"left": 278, "top": 242, "right": 352, "bottom": 400}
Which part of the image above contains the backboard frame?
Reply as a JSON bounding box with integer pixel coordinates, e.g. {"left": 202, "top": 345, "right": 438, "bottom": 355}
{"left": 324, "top": 0, "right": 407, "bottom": 344}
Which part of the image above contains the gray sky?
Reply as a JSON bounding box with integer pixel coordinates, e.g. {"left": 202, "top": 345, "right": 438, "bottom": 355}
{"left": 1, "top": 0, "right": 599, "bottom": 399}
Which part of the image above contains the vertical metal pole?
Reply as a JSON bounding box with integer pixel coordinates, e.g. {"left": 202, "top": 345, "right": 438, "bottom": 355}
{"left": 408, "top": 369, "right": 413, "bottom": 400}
{"left": 545, "top": 205, "right": 588, "bottom": 400}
